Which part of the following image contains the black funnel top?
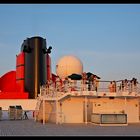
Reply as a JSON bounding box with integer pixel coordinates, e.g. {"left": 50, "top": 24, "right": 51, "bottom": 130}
{"left": 21, "top": 36, "right": 47, "bottom": 99}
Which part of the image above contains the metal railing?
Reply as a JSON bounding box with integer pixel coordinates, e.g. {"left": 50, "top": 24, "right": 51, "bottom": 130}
{"left": 40, "top": 80, "right": 140, "bottom": 98}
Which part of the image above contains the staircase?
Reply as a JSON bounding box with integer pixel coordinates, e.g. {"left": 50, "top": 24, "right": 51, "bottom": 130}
{"left": 44, "top": 91, "right": 71, "bottom": 101}
{"left": 34, "top": 97, "right": 42, "bottom": 121}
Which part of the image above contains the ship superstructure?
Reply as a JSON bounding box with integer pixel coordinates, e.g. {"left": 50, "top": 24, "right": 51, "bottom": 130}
{"left": 35, "top": 79, "right": 140, "bottom": 125}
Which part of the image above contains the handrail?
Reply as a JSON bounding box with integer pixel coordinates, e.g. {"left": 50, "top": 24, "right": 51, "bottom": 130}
{"left": 39, "top": 81, "right": 140, "bottom": 100}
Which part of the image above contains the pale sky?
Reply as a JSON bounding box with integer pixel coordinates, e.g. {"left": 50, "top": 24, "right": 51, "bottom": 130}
{"left": 0, "top": 4, "right": 140, "bottom": 81}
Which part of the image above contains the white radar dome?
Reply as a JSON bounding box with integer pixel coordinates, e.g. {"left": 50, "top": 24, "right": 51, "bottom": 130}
{"left": 56, "top": 55, "right": 83, "bottom": 79}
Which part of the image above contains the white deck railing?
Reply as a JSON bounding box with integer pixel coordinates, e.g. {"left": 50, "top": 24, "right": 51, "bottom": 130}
{"left": 39, "top": 81, "right": 140, "bottom": 100}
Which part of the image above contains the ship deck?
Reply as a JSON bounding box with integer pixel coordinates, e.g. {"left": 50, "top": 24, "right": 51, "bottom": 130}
{"left": 1, "top": 118, "right": 140, "bottom": 136}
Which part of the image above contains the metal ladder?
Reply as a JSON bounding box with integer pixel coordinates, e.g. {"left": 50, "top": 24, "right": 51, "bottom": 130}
{"left": 34, "top": 97, "right": 42, "bottom": 121}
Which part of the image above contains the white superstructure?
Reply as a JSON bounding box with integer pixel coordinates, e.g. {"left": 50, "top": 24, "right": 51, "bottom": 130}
{"left": 35, "top": 80, "right": 140, "bottom": 125}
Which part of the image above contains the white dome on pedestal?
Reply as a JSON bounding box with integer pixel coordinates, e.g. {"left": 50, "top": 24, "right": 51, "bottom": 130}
{"left": 56, "top": 55, "right": 83, "bottom": 79}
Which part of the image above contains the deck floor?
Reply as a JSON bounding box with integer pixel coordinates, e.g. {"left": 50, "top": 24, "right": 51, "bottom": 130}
{"left": 0, "top": 119, "right": 140, "bottom": 136}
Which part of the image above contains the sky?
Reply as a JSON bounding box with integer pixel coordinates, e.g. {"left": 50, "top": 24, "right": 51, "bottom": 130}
{"left": 0, "top": 4, "right": 140, "bottom": 81}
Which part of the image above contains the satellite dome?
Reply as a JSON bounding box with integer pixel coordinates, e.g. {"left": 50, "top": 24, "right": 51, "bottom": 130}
{"left": 56, "top": 55, "right": 83, "bottom": 79}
